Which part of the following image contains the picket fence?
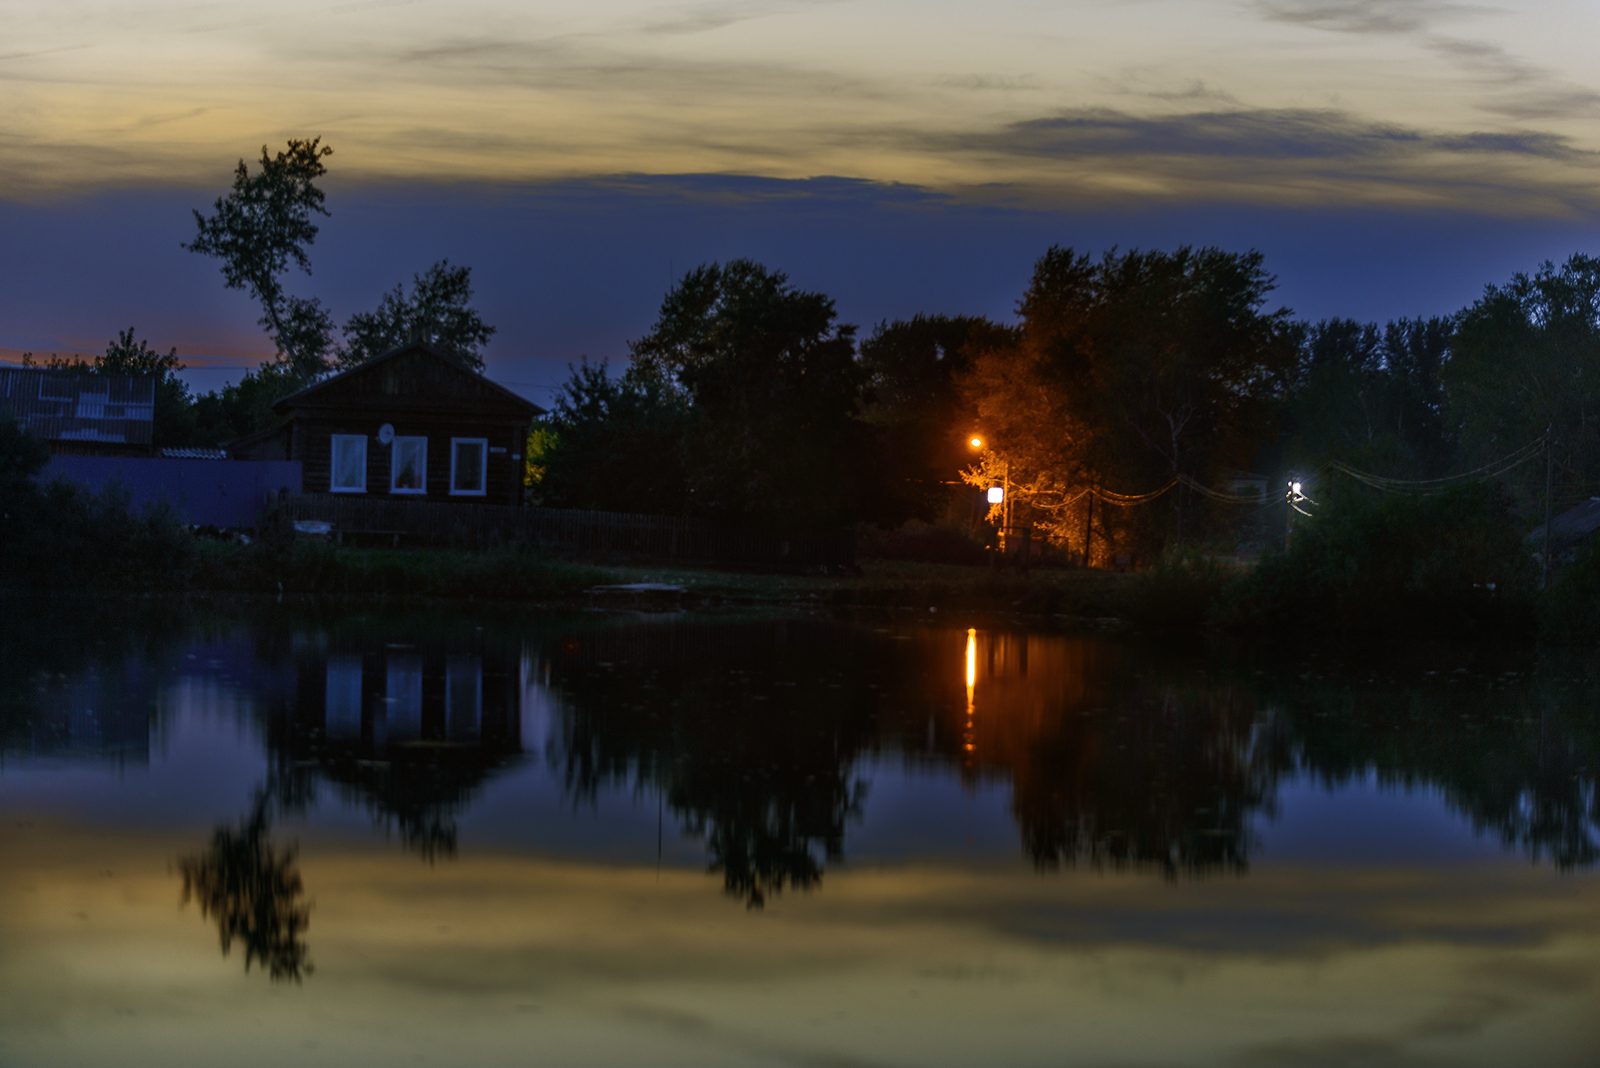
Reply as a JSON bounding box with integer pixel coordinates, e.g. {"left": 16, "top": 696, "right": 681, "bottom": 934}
{"left": 274, "top": 495, "right": 854, "bottom": 568}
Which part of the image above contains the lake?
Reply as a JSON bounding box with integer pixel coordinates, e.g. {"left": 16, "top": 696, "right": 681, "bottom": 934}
{"left": 2, "top": 597, "right": 1597, "bottom": 1067}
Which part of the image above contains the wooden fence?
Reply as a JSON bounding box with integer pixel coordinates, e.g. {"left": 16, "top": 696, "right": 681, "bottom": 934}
{"left": 273, "top": 494, "right": 854, "bottom": 568}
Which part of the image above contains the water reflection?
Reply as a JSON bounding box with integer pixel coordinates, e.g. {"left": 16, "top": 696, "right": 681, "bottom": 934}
{"left": 274, "top": 629, "right": 527, "bottom": 860}
{"left": 178, "top": 789, "right": 312, "bottom": 982}
{"left": 547, "top": 620, "right": 873, "bottom": 906}
{"left": 3, "top": 601, "right": 1599, "bottom": 906}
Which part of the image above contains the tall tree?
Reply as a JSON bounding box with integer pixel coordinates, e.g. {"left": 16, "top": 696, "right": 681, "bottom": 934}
{"left": 962, "top": 246, "right": 1295, "bottom": 554}
{"left": 858, "top": 314, "right": 1014, "bottom": 523}
{"left": 630, "top": 260, "right": 865, "bottom": 526}
{"left": 1277, "top": 316, "right": 1454, "bottom": 478}
{"left": 340, "top": 260, "right": 497, "bottom": 372}
{"left": 185, "top": 139, "right": 336, "bottom": 379}
{"left": 1444, "top": 253, "right": 1600, "bottom": 515}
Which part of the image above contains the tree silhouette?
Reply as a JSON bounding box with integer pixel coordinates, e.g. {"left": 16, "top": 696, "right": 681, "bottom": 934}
{"left": 178, "top": 790, "right": 312, "bottom": 982}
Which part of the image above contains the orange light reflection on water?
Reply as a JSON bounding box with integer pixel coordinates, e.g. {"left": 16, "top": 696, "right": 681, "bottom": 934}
{"left": 964, "top": 628, "right": 976, "bottom": 755}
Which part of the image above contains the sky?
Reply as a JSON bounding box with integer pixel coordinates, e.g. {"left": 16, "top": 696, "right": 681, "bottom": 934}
{"left": 3, "top": 0, "right": 1599, "bottom": 404}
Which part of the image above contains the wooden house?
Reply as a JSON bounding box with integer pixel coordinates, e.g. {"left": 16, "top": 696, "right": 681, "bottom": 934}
{"left": 236, "top": 344, "right": 542, "bottom": 507}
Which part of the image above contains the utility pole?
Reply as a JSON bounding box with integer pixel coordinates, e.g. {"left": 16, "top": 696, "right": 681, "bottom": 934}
{"left": 1083, "top": 485, "right": 1094, "bottom": 568}
{"left": 1284, "top": 479, "right": 1294, "bottom": 554}
{"left": 1543, "top": 429, "right": 1554, "bottom": 590}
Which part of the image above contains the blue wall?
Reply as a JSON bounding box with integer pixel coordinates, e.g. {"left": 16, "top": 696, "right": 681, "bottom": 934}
{"left": 42, "top": 456, "right": 302, "bottom": 528}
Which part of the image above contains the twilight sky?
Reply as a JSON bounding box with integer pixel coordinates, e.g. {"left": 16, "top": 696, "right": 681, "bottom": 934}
{"left": 3, "top": 0, "right": 1598, "bottom": 403}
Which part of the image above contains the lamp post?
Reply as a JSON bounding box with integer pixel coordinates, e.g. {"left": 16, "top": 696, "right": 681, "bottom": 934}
{"left": 969, "top": 436, "right": 1009, "bottom": 553}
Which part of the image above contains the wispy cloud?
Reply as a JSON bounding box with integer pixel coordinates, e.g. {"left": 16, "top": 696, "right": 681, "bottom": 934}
{"left": 963, "top": 107, "right": 1581, "bottom": 162}
{"left": 933, "top": 74, "right": 1042, "bottom": 93}
{"left": 1256, "top": 0, "right": 1491, "bottom": 35}
{"left": 1258, "top": 0, "right": 1600, "bottom": 121}
{"left": 636, "top": 0, "right": 844, "bottom": 37}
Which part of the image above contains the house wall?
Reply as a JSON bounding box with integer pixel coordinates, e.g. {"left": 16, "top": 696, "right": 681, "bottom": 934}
{"left": 41, "top": 456, "right": 303, "bottom": 528}
{"left": 289, "top": 418, "right": 526, "bottom": 506}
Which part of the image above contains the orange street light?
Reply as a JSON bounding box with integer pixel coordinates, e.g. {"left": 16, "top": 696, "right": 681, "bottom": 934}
{"left": 969, "top": 436, "right": 983, "bottom": 448}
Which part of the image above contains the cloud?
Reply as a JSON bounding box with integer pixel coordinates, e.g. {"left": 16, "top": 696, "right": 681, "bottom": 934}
{"left": 1257, "top": 1, "right": 1600, "bottom": 122}
{"left": 1255, "top": 0, "right": 1490, "bottom": 35}
{"left": 636, "top": 0, "right": 844, "bottom": 37}
{"left": 933, "top": 74, "right": 1043, "bottom": 93}
{"left": 955, "top": 106, "right": 1582, "bottom": 163}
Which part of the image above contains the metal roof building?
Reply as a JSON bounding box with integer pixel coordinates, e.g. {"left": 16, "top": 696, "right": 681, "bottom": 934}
{"left": 0, "top": 367, "right": 154, "bottom": 452}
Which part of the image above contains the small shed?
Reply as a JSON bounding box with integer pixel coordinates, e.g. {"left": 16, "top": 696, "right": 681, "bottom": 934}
{"left": 1527, "top": 498, "right": 1600, "bottom": 564}
{"left": 0, "top": 367, "right": 154, "bottom": 455}
{"left": 239, "top": 344, "right": 542, "bottom": 507}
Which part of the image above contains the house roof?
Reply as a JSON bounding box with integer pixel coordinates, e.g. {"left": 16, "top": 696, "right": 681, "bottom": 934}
{"left": 271, "top": 343, "right": 544, "bottom": 420}
{"left": 1526, "top": 498, "right": 1600, "bottom": 546}
{"left": 0, "top": 366, "right": 155, "bottom": 446}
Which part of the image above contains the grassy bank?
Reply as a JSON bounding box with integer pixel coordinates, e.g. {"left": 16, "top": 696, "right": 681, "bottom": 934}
{"left": 176, "top": 541, "right": 1213, "bottom": 625}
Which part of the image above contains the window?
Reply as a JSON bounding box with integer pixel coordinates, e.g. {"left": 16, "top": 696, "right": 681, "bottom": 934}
{"left": 446, "top": 655, "right": 482, "bottom": 742}
{"left": 390, "top": 436, "right": 427, "bottom": 494}
{"left": 325, "top": 655, "right": 363, "bottom": 739}
{"left": 331, "top": 434, "right": 368, "bottom": 492}
{"left": 383, "top": 655, "right": 423, "bottom": 746}
{"left": 450, "top": 438, "right": 488, "bottom": 496}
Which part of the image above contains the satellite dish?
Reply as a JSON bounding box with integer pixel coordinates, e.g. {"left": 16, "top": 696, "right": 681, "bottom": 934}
{"left": 378, "top": 424, "right": 395, "bottom": 445}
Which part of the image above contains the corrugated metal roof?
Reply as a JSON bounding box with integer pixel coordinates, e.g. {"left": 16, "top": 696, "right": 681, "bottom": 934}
{"left": 0, "top": 367, "right": 154, "bottom": 446}
{"left": 1527, "top": 498, "right": 1600, "bottom": 546}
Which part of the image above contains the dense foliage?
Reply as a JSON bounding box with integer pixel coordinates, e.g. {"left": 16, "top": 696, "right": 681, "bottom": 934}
{"left": 1218, "top": 482, "right": 1536, "bottom": 637}
{"left": 0, "top": 413, "right": 193, "bottom": 589}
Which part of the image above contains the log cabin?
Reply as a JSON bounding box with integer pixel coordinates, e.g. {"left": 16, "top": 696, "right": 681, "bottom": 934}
{"left": 234, "top": 343, "right": 542, "bottom": 508}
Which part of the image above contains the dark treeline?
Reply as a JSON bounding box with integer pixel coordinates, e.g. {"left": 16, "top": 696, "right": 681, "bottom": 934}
{"left": 529, "top": 248, "right": 1599, "bottom": 558}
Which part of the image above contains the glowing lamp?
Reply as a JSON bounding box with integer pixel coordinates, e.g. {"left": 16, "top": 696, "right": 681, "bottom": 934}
{"left": 1291, "top": 481, "right": 1303, "bottom": 495}
{"left": 969, "top": 437, "right": 983, "bottom": 448}
{"left": 987, "top": 486, "right": 1004, "bottom": 504}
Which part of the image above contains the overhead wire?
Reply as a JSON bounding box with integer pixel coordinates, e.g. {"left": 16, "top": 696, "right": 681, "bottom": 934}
{"left": 968, "top": 436, "right": 1548, "bottom": 518}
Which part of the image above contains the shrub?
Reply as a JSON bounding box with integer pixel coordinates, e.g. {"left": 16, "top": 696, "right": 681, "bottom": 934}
{"left": 1540, "top": 539, "right": 1600, "bottom": 641}
{"left": 0, "top": 415, "right": 194, "bottom": 591}
{"left": 1217, "top": 482, "right": 1536, "bottom": 637}
{"left": 855, "top": 520, "right": 989, "bottom": 565}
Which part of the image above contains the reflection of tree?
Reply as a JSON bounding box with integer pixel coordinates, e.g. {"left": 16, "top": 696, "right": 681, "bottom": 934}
{"left": 1266, "top": 647, "right": 1600, "bottom": 869}
{"left": 178, "top": 790, "right": 312, "bottom": 982}
{"left": 1007, "top": 682, "right": 1283, "bottom": 877}
{"left": 549, "top": 620, "right": 875, "bottom": 906}
{"left": 931, "top": 634, "right": 1288, "bottom": 878}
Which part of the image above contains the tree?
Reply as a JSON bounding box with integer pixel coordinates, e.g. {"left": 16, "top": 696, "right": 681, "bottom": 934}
{"left": 190, "top": 363, "right": 304, "bottom": 446}
{"left": 185, "top": 139, "right": 336, "bottom": 379}
{"left": 858, "top": 314, "right": 1015, "bottom": 524}
{"left": 1276, "top": 316, "right": 1454, "bottom": 479}
{"left": 99, "top": 327, "right": 198, "bottom": 448}
{"left": 629, "top": 260, "right": 866, "bottom": 526}
{"left": 534, "top": 361, "right": 691, "bottom": 513}
{"left": 961, "top": 246, "right": 1296, "bottom": 556}
{"left": 340, "top": 260, "right": 496, "bottom": 372}
{"left": 1443, "top": 253, "right": 1600, "bottom": 516}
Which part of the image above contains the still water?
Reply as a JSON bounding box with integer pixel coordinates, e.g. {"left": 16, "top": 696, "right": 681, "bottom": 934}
{"left": 2, "top": 598, "right": 1598, "bottom": 1067}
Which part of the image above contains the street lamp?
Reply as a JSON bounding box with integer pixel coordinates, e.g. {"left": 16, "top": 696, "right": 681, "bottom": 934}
{"left": 969, "top": 435, "right": 1011, "bottom": 552}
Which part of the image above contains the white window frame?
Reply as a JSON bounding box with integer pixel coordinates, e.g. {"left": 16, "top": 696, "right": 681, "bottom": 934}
{"left": 330, "top": 434, "right": 368, "bottom": 493}
{"left": 390, "top": 435, "right": 428, "bottom": 495}
{"left": 450, "top": 437, "right": 489, "bottom": 496}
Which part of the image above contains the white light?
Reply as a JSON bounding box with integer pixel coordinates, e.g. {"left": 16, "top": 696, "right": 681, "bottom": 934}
{"left": 1291, "top": 481, "right": 1302, "bottom": 495}
{"left": 987, "top": 487, "right": 1004, "bottom": 504}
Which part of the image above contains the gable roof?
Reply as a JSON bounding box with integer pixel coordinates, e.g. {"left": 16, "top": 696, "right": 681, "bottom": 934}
{"left": 271, "top": 343, "right": 543, "bottom": 420}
